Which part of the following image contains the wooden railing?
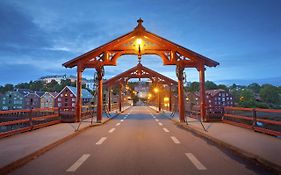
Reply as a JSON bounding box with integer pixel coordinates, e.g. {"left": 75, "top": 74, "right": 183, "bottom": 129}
{"left": 0, "top": 108, "right": 60, "bottom": 138}
{"left": 223, "top": 107, "right": 281, "bottom": 136}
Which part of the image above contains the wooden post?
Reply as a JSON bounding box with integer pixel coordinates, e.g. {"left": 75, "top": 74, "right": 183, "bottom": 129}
{"left": 96, "top": 67, "right": 103, "bottom": 123}
{"left": 252, "top": 109, "right": 256, "bottom": 129}
{"left": 177, "top": 66, "right": 185, "bottom": 122}
{"left": 169, "top": 86, "right": 172, "bottom": 111}
{"left": 119, "top": 83, "right": 122, "bottom": 112}
{"left": 199, "top": 64, "right": 206, "bottom": 122}
{"left": 108, "top": 87, "right": 111, "bottom": 112}
{"left": 76, "top": 65, "right": 83, "bottom": 122}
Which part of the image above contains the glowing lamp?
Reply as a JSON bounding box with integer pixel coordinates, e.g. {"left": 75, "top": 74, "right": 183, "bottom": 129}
{"left": 154, "top": 88, "right": 159, "bottom": 93}
{"left": 136, "top": 38, "right": 142, "bottom": 45}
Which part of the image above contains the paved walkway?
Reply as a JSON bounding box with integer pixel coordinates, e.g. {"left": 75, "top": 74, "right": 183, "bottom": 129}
{"left": 0, "top": 109, "right": 127, "bottom": 173}
{"left": 160, "top": 109, "right": 281, "bottom": 172}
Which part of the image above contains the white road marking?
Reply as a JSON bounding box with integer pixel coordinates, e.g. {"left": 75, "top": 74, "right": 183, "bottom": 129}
{"left": 96, "top": 137, "right": 107, "bottom": 145}
{"left": 108, "top": 128, "right": 116, "bottom": 133}
{"left": 158, "top": 122, "right": 163, "bottom": 126}
{"left": 120, "top": 119, "right": 124, "bottom": 122}
{"left": 155, "top": 119, "right": 159, "bottom": 122}
{"left": 116, "top": 123, "right": 121, "bottom": 126}
{"left": 185, "top": 153, "right": 207, "bottom": 170}
{"left": 163, "top": 128, "right": 170, "bottom": 132}
{"left": 66, "top": 154, "right": 90, "bottom": 172}
{"left": 170, "top": 136, "right": 180, "bottom": 144}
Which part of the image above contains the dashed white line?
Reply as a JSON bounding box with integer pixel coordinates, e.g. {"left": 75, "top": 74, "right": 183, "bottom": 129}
{"left": 96, "top": 137, "right": 107, "bottom": 145}
{"left": 66, "top": 154, "right": 90, "bottom": 172}
{"left": 170, "top": 136, "right": 180, "bottom": 144}
{"left": 155, "top": 119, "right": 159, "bottom": 122}
{"left": 185, "top": 153, "right": 207, "bottom": 170}
{"left": 116, "top": 123, "right": 121, "bottom": 126}
{"left": 158, "top": 122, "right": 163, "bottom": 126}
{"left": 163, "top": 128, "right": 170, "bottom": 132}
{"left": 120, "top": 119, "right": 124, "bottom": 122}
{"left": 108, "top": 128, "right": 116, "bottom": 133}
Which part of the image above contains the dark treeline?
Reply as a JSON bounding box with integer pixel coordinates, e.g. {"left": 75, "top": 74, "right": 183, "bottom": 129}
{"left": 187, "top": 81, "right": 281, "bottom": 109}
{"left": 0, "top": 79, "right": 87, "bottom": 94}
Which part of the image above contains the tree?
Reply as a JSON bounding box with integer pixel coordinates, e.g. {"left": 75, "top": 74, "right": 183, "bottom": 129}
{"left": 188, "top": 82, "right": 199, "bottom": 92}
{"left": 260, "top": 84, "right": 280, "bottom": 104}
{"left": 248, "top": 83, "right": 261, "bottom": 94}
{"left": 205, "top": 81, "right": 217, "bottom": 90}
{"left": 238, "top": 89, "right": 256, "bottom": 107}
{"left": 217, "top": 84, "right": 228, "bottom": 91}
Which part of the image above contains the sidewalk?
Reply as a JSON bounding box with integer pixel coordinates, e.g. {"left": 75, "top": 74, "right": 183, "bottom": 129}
{"left": 160, "top": 110, "right": 281, "bottom": 173}
{"left": 0, "top": 109, "right": 124, "bottom": 174}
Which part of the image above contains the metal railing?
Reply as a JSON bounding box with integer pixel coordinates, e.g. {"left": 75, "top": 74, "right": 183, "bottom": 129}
{"left": 223, "top": 107, "right": 281, "bottom": 136}
{"left": 0, "top": 108, "right": 60, "bottom": 138}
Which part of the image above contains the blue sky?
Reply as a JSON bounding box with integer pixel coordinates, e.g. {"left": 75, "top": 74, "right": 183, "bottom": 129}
{"left": 0, "top": 0, "right": 281, "bottom": 86}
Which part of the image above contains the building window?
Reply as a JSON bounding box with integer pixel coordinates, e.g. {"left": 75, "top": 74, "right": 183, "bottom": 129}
{"left": 60, "top": 94, "right": 63, "bottom": 97}
{"left": 70, "top": 94, "right": 73, "bottom": 97}
{"left": 72, "top": 98, "right": 75, "bottom": 102}
{"left": 65, "top": 93, "right": 68, "bottom": 97}
{"left": 58, "top": 103, "right": 61, "bottom": 107}
{"left": 58, "top": 98, "right": 61, "bottom": 101}
{"left": 72, "top": 103, "right": 75, "bottom": 107}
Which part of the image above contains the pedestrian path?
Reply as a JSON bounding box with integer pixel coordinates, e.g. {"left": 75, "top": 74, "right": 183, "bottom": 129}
{"left": 0, "top": 111, "right": 121, "bottom": 174}
{"left": 160, "top": 110, "right": 281, "bottom": 173}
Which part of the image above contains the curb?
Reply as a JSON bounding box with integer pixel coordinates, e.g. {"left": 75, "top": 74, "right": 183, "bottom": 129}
{"left": 160, "top": 112, "right": 281, "bottom": 174}
{"left": 0, "top": 112, "right": 121, "bottom": 175}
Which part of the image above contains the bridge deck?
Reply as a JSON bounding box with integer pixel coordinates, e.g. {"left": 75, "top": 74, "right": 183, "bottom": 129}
{"left": 1, "top": 106, "right": 276, "bottom": 174}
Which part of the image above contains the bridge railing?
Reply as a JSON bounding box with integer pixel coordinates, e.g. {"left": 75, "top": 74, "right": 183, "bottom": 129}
{"left": 0, "top": 108, "right": 60, "bottom": 138}
{"left": 223, "top": 107, "right": 281, "bottom": 136}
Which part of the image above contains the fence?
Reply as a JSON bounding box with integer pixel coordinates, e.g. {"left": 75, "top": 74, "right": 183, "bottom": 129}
{"left": 223, "top": 107, "right": 281, "bottom": 136}
{"left": 0, "top": 108, "right": 60, "bottom": 138}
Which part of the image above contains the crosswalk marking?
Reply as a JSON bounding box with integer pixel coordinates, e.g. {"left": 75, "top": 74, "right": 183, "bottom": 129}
{"left": 158, "top": 122, "right": 163, "bottom": 126}
{"left": 163, "top": 128, "right": 170, "bottom": 132}
{"left": 116, "top": 123, "right": 121, "bottom": 126}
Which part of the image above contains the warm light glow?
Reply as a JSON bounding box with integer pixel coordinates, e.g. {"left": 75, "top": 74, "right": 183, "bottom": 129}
{"left": 164, "top": 97, "right": 169, "bottom": 102}
{"left": 148, "top": 93, "right": 152, "bottom": 98}
{"left": 136, "top": 38, "right": 142, "bottom": 45}
{"left": 186, "top": 97, "right": 189, "bottom": 101}
{"left": 154, "top": 88, "right": 159, "bottom": 93}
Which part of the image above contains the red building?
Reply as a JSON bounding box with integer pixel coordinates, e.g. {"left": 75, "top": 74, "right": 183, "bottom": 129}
{"left": 186, "top": 89, "right": 234, "bottom": 114}
{"left": 54, "top": 86, "right": 92, "bottom": 111}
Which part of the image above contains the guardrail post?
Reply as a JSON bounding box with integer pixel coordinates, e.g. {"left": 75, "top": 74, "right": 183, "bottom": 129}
{"left": 252, "top": 108, "right": 257, "bottom": 129}
{"left": 28, "top": 109, "right": 33, "bottom": 131}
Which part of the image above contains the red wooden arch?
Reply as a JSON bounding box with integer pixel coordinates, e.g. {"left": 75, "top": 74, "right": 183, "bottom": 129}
{"left": 63, "top": 19, "right": 219, "bottom": 123}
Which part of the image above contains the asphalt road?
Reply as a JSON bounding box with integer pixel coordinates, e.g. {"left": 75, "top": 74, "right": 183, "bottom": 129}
{"left": 9, "top": 106, "right": 269, "bottom": 175}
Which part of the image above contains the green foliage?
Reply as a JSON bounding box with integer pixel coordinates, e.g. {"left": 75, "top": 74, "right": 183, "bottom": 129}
{"left": 205, "top": 81, "right": 217, "bottom": 90}
{"left": 260, "top": 84, "right": 280, "bottom": 104}
{"left": 0, "top": 84, "right": 14, "bottom": 94}
{"left": 188, "top": 82, "right": 199, "bottom": 92}
{"left": 217, "top": 84, "right": 228, "bottom": 91}
{"left": 248, "top": 83, "right": 261, "bottom": 93}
